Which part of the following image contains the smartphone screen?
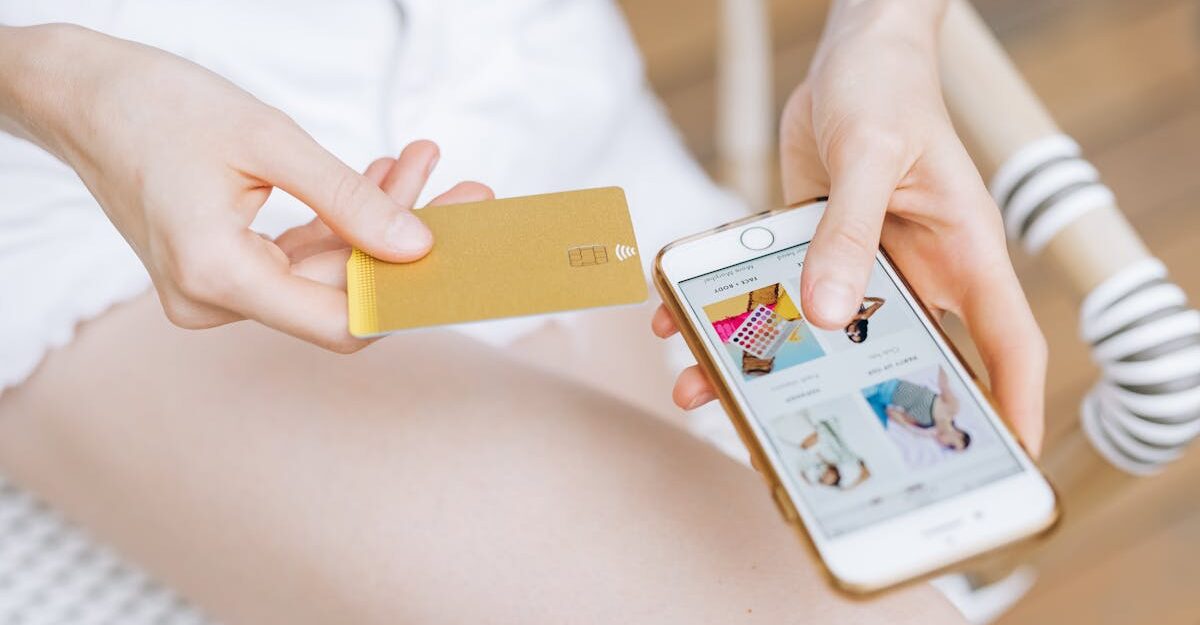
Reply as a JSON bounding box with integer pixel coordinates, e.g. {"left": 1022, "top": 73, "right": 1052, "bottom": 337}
{"left": 677, "top": 241, "right": 1025, "bottom": 539}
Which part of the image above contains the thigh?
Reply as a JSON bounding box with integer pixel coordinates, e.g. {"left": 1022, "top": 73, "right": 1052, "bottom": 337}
{"left": 0, "top": 294, "right": 961, "bottom": 625}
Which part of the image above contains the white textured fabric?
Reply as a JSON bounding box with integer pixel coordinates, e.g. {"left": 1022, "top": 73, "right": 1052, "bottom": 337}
{"left": 0, "top": 0, "right": 747, "bottom": 621}
{"left": 0, "top": 475, "right": 212, "bottom": 624}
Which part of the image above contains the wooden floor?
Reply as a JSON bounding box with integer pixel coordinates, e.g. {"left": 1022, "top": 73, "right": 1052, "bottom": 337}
{"left": 615, "top": 1, "right": 1200, "bottom": 623}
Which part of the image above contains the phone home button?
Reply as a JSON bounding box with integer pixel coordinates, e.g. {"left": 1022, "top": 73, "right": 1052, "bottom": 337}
{"left": 740, "top": 227, "right": 774, "bottom": 250}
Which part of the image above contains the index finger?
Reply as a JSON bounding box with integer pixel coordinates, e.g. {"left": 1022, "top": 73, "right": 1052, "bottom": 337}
{"left": 253, "top": 117, "right": 433, "bottom": 263}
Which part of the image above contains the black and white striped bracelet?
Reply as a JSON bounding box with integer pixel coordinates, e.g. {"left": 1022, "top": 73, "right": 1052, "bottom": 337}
{"left": 990, "top": 134, "right": 1200, "bottom": 474}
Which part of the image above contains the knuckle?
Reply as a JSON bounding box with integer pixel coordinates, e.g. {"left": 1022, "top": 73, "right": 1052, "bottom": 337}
{"left": 169, "top": 245, "right": 235, "bottom": 302}
{"left": 328, "top": 169, "right": 374, "bottom": 219}
{"left": 824, "top": 216, "right": 879, "bottom": 256}
{"left": 783, "top": 82, "right": 813, "bottom": 112}
{"left": 160, "top": 294, "right": 212, "bottom": 330}
{"left": 33, "top": 23, "right": 89, "bottom": 46}
{"left": 779, "top": 84, "right": 813, "bottom": 142}
{"left": 249, "top": 105, "right": 298, "bottom": 137}
{"left": 833, "top": 120, "right": 908, "bottom": 165}
{"left": 241, "top": 106, "right": 302, "bottom": 161}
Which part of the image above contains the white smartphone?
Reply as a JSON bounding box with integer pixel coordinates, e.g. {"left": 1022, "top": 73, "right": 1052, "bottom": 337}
{"left": 654, "top": 200, "right": 1058, "bottom": 593}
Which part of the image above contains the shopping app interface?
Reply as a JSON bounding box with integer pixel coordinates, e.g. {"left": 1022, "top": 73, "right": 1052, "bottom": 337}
{"left": 679, "top": 242, "right": 1022, "bottom": 537}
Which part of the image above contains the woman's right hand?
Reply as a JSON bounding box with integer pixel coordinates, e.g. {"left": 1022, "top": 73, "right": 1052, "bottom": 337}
{"left": 0, "top": 24, "right": 488, "bottom": 352}
{"left": 653, "top": 0, "right": 1047, "bottom": 454}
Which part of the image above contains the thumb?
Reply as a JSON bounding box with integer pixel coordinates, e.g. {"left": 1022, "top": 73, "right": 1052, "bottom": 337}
{"left": 801, "top": 149, "right": 902, "bottom": 329}
{"left": 255, "top": 118, "right": 433, "bottom": 262}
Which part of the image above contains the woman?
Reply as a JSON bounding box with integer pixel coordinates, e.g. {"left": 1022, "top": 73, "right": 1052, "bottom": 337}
{"left": 846, "top": 296, "right": 886, "bottom": 343}
{"left": 864, "top": 368, "right": 972, "bottom": 452}
{"left": 0, "top": 0, "right": 1044, "bottom": 622}
{"left": 773, "top": 411, "right": 871, "bottom": 490}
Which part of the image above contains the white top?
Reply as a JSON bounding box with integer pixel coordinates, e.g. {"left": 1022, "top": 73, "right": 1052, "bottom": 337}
{"left": 0, "top": 0, "right": 745, "bottom": 395}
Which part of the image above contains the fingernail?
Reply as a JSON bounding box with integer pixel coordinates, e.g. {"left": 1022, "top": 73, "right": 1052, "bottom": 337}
{"left": 385, "top": 212, "right": 433, "bottom": 256}
{"left": 810, "top": 279, "right": 856, "bottom": 324}
{"left": 686, "top": 391, "right": 716, "bottom": 410}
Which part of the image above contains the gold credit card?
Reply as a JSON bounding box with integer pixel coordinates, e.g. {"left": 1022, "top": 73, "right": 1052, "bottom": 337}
{"left": 347, "top": 186, "right": 648, "bottom": 337}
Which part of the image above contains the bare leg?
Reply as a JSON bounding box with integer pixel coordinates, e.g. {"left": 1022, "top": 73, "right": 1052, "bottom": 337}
{"left": 0, "top": 294, "right": 961, "bottom": 625}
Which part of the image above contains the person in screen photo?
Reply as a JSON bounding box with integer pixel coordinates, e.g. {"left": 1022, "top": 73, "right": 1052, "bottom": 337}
{"left": 703, "top": 283, "right": 825, "bottom": 379}
{"left": 862, "top": 367, "right": 971, "bottom": 452}
{"left": 844, "top": 296, "right": 885, "bottom": 343}
{"left": 771, "top": 410, "right": 870, "bottom": 490}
